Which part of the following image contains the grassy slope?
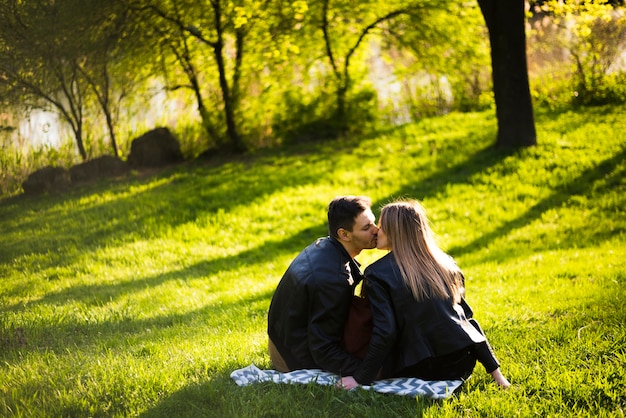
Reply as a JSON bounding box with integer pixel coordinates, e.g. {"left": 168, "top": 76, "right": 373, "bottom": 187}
{"left": 0, "top": 106, "right": 624, "bottom": 417}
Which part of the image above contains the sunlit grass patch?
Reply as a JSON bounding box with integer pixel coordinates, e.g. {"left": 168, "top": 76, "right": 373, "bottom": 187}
{"left": 1, "top": 105, "right": 625, "bottom": 417}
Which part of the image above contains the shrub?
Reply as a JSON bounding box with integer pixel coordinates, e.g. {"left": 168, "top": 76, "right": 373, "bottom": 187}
{"left": 543, "top": 0, "right": 626, "bottom": 106}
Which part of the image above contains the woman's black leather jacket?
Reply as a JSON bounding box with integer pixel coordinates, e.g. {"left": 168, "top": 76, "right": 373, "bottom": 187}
{"left": 353, "top": 252, "right": 486, "bottom": 384}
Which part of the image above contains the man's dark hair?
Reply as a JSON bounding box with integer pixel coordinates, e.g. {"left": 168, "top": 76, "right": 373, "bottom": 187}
{"left": 327, "top": 195, "right": 372, "bottom": 239}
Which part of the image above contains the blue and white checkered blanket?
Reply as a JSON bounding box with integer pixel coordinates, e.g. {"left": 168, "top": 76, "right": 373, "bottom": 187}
{"left": 230, "top": 364, "right": 463, "bottom": 399}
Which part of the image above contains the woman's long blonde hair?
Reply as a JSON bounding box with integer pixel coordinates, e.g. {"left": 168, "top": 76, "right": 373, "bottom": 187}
{"left": 380, "top": 200, "right": 463, "bottom": 303}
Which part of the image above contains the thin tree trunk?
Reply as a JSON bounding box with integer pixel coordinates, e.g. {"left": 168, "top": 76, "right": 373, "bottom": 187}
{"left": 212, "top": 0, "right": 245, "bottom": 152}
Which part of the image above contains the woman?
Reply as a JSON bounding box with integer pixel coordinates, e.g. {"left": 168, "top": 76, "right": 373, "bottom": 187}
{"left": 339, "top": 199, "right": 510, "bottom": 390}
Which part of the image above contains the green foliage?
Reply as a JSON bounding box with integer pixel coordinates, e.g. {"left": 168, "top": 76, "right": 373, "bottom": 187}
{"left": 272, "top": 85, "right": 378, "bottom": 144}
{"left": 1, "top": 105, "right": 625, "bottom": 416}
{"left": 0, "top": 139, "right": 77, "bottom": 197}
{"left": 0, "top": 0, "right": 157, "bottom": 161}
{"left": 3, "top": 0, "right": 626, "bottom": 164}
{"left": 271, "top": 88, "right": 341, "bottom": 143}
{"left": 381, "top": 3, "right": 492, "bottom": 116}
{"left": 530, "top": 66, "right": 575, "bottom": 111}
{"left": 533, "top": 1, "right": 626, "bottom": 106}
{"left": 573, "top": 71, "right": 626, "bottom": 105}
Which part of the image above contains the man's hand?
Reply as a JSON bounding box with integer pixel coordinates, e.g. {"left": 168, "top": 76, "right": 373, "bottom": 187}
{"left": 336, "top": 376, "right": 360, "bottom": 390}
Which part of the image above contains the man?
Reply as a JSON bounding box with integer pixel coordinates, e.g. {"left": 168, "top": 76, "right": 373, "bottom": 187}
{"left": 267, "top": 195, "right": 378, "bottom": 376}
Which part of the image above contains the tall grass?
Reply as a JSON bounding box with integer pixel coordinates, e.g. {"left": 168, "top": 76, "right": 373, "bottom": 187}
{"left": 0, "top": 105, "right": 624, "bottom": 417}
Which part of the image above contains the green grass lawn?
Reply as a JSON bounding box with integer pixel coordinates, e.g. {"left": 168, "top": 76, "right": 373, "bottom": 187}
{"left": 1, "top": 105, "right": 625, "bottom": 417}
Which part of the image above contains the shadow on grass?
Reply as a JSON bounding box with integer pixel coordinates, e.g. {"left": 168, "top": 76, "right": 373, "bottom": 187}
{"left": 372, "top": 126, "right": 625, "bottom": 263}
{"left": 137, "top": 373, "right": 438, "bottom": 418}
{"left": 446, "top": 145, "right": 626, "bottom": 261}
{"left": 137, "top": 378, "right": 224, "bottom": 418}
{"left": 0, "top": 221, "right": 328, "bottom": 354}
{"left": 0, "top": 122, "right": 506, "bottom": 273}
{"left": 1, "top": 105, "right": 622, "bottom": 271}
{"left": 377, "top": 143, "right": 515, "bottom": 204}
{"left": 2, "top": 221, "right": 324, "bottom": 312}
{"left": 0, "top": 284, "right": 274, "bottom": 354}
{"left": 0, "top": 149, "right": 333, "bottom": 269}
{"left": 1, "top": 287, "right": 274, "bottom": 416}
{"left": 2, "top": 123, "right": 624, "bottom": 313}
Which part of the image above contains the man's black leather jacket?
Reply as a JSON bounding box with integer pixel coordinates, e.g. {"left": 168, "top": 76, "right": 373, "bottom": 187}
{"left": 267, "top": 236, "right": 364, "bottom": 375}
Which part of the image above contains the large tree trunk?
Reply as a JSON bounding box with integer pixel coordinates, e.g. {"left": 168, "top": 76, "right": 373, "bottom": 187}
{"left": 478, "top": 0, "right": 536, "bottom": 148}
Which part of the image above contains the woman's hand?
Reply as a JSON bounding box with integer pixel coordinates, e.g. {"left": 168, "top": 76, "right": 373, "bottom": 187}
{"left": 490, "top": 368, "right": 511, "bottom": 389}
{"left": 336, "top": 376, "right": 360, "bottom": 390}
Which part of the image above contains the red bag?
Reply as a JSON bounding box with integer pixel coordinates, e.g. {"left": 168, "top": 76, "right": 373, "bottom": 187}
{"left": 341, "top": 295, "right": 373, "bottom": 359}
